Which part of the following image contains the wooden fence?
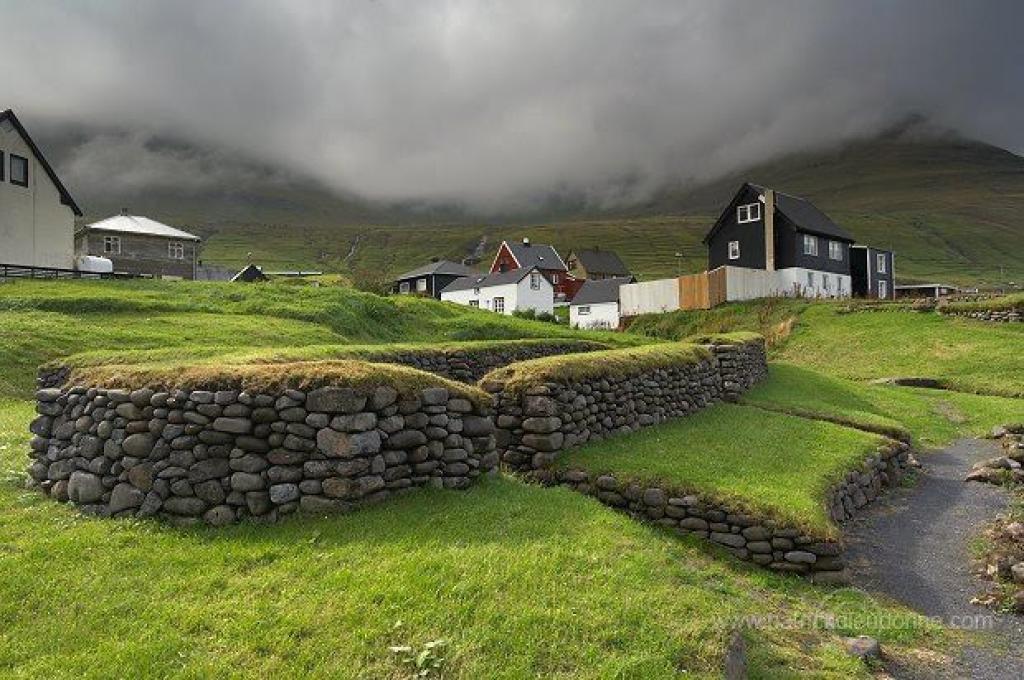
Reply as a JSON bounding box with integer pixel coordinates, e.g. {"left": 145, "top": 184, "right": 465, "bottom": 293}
{"left": 678, "top": 268, "right": 727, "bottom": 310}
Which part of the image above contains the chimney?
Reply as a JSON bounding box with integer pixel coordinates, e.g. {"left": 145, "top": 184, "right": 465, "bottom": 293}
{"left": 522, "top": 237, "right": 531, "bottom": 247}
{"left": 763, "top": 190, "right": 775, "bottom": 272}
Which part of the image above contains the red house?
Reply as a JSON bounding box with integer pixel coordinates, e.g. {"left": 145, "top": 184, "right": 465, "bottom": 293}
{"left": 489, "top": 238, "right": 581, "bottom": 300}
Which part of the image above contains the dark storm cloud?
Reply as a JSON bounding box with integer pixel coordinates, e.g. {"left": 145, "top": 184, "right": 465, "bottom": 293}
{"left": 3, "top": 0, "right": 1022, "bottom": 210}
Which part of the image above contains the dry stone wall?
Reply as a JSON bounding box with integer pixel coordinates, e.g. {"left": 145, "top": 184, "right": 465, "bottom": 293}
{"left": 534, "top": 439, "right": 912, "bottom": 583}
{"left": 486, "top": 340, "right": 768, "bottom": 472}
{"left": 940, "top": 309, "right": 1022, "bottom": 323}
{"left": 28, "top": 382, "right": 497, "bottom": 525}
{"left": 36, "top": 340, "right": 609, "bottom": 390}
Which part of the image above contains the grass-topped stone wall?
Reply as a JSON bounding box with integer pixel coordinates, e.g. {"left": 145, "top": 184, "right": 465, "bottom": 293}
{"left": 27, "top": 361, "right": 497, "bottom": 525}
{"left": 37, "top": 338, "right": 612, "bottom": 390}
{"left": 481, "top": 336, "right": 767, "bottom": 471}
{"left": 940, "top": 294, "right": 1023, "bottom": 323}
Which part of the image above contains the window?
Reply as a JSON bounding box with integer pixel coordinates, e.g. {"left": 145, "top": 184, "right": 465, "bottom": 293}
{"left": 737, "top": 202, "right": 761, "bottom": 223}
{"left": 728, "top": 241, "right": 741, "bottom": 260}
{"left": 806, "top": 272, "right": 814, "bottom": 289}
{"left": 828, "top": 241, "right": 843, "bottom": 260}
{"left": 168, "top": 241, "right": 184, "bottom": 260}
{"left": 551, "top": 274, "right": 559, "bottom": 284}
{"left": 823, "top": 275, "right": 831, "bottom": 291}
{"left": 577, "top": 305, "right": 591, "bottom": 316}
{"left": 0, "top": 151, "right": 4, "bottom": 182}
{"left": 876, "top": 253, "right": 887, "bottom": 273}
{"left": 530, "top": 272, "right": 542, "bottom": 290}
{"left": 473, "top": 287, "right": 480, "bottom": 295}
{"left": 416, "top": 278, "right": 427, "bottom": 292}
{"left": 103, "top": 235, "right": 121, "bottom": 255}
{"left": 803, "top": 234, "right": 818, "bottom": 256}
{"left": 878, "top": 280, "right": 888, "bottom": 299}
{"left": 398, "top": 281, "right": 410, "bottom": 293}
{"left": 493, "top": 297, "right": 505, "bottom": 314}
{"left": 468, "top": 300, "right": 479, "bottom": 307}
{"left": 10, "top": 154, "right": 28, "bottom": 187}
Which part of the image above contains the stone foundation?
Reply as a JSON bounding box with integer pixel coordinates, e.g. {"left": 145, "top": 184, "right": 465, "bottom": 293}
{"left": 28, "top": 381, "right": 497, "bottom": 525}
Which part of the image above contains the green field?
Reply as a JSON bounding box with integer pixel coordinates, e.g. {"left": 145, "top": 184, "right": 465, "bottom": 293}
{"left": 3, "top": 280, "right": 1023, "bottom": 677}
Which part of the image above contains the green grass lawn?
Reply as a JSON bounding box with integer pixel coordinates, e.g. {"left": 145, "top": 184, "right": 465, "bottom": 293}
{"left": 556, "top": 403, "right": 885, "bottom": 536}
{"left": 776, "top": 305, "right": 1024, "bottom": 397}
{"left": 744, "top": 364, "right": 1024, "bottom": 449}
{"left": 0, "top": 399, "right": 948, "bottom": 678}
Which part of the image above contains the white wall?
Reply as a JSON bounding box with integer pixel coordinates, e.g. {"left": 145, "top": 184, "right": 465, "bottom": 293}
{"left": 0, "top": 119, "right": 76, "bottom": 268}
{"left": 724, "top": 266, "right": 850, "bottom": 301}
{"left": 570, "top": 301, "right": 619, "bottom": 329}
{"left": 620, "top": 278, "right": 679, "bottom": 316}
{"left": 441, "top": 274, "right": 553, "bottom": 315}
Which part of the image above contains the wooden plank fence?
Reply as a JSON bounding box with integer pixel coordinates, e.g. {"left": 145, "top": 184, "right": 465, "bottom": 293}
{"left": 678, "top": 268, "right": 727, "bottom": 310}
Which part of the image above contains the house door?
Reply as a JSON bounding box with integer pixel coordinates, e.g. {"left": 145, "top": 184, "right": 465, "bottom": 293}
{"left": 878, "top": 280, "right": 888, "bottom": 299}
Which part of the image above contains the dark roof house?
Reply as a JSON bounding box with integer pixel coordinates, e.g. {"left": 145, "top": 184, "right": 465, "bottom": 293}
{"left": 439, "top": 266, "right": 543, "bottom": 293}
{"left": 569, "top": 276, "right": 635, "bottom": 306}
{"left": 566, "top": 248, "right": 631, "bottom": 280}
{"left": 393, "top": 259, "right": 479, "bottom": 298}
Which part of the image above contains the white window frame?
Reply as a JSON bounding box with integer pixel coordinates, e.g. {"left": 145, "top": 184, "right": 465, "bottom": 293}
{"left": 737, "top": 202, "right": 761, "bottom": 224}
{"left": 828, "top": 240, "right": 843, "bottom": 261}
{"left": 806, "top": 272, "right": 814, "bottom": 289}
{"left": 823, "top": 274, "right": 831, "bottom": 291}
{"left": 493, "top": 297, "right": 505, "bottom": 314}
{"left": 530, "top": 272, "right": 542, "bottom": 290}
{"left": 728, "top": 241, "right": 741, "bottom": 260}
{"left": 551, "top": 274, "right": 559, "bottom": 285}
{"left": 168, "top": 241, "right": 185, "bottom": 260}
{"left": 103, "top": 235, "right": 121, "bottom": 255}
{"left": 878, "top": 280, "right": 888, "bottom": 299}
{"left": 803, "top": 234, "right": 818, "bottom": 256}
{"left": 416, "top": 278, "right": 427, "bottom": 292}
{"left": 398, "top": 281, "right": 410, "bottom": 293}
{"left": 577, "top": 305, "right": 591, "bottom": 316}
{"left": 877, "top": 253, "right": 887, "bottom": 273}
{"left": 468, "top": 299, "right": 479, "bottom": 307}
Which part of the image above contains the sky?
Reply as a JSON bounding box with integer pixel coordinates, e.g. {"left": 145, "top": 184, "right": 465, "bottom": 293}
{"left": 3, "top": 0, "right": 1022, "bottom": 212}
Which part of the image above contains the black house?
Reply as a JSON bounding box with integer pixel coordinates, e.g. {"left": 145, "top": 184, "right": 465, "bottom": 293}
{"left": 393, "top": 259, "right": 479, "bottom": 299}
{"left": 703, "top": 183, "right": 856, "bottom": 297}
{"left": 850, "top": 245, "right": 895, "bottom": 300}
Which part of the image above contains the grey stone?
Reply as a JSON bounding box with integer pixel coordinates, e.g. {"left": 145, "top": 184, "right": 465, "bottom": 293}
{"left": 842, "top": 636, "right": 880, "bottom": 660}
{"left": 330, "top": 412, "right": 377, "bottom": 432}
{"left": 269, "top": 483, "right": 300, "bottom": 504}
{"left": 67, "top": 471, "right": 104, "bottom": 504}
{"left": 420, "top": 387, "right": 449, "bottom": 405}
{"left": 127, "top": 463, "right": 155, "bottom": 491}
{"left": 108, "top": 482, "right": 145, "bottom": 512}
{"left": 522, "top": 416, "right": 560, "bottom": 434}
{"left": 122, "top": 433, "right": 155, "bottom": 458}
{"left": 322, "top": 477, "right": 354, "bottom": 498}
{"left": 213, "top": 417, "right": 252, "bottom": 434}
{"left": 203, "top": 505, "right": 235, "bottom": 526}
{"left": 189, "top": 458, "right": 231, "bottom": 483}
{"left": 784, "top": 550, "right": 817, "bottom": 564}
{"left": 245, "top": 491, "right": 272, "bottom": 516}
{"left": 306, "top": 387, "right": 366, "bottom": 414}
{"left": 642, "top": 488, "right": 667, "bottom": 506}
{"left": 387, "top": 429, "right": 428, "bottom": 449}
{"left": 231, "top": 472, "right": 265, "bottom": 492}
{"left": 317, "top": 428, "right": 382, "bottom": 457}
{"left": 194, "top": 479, "right": 227, "bottom": 505}
{"left": 710, "top": 532, "right": 746, "bottom": 548}
{"left": 163, "top": 496, "right": 207, "bottom": 516}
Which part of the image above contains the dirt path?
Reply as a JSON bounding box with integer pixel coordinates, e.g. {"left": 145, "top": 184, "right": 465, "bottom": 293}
{"left": 844, "top": 438, "right": 1024, "bottom": 678}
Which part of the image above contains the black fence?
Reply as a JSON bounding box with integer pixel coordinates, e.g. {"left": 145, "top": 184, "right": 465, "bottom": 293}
{"left": 0, "top": 263, "right": 149, "bottom": 280}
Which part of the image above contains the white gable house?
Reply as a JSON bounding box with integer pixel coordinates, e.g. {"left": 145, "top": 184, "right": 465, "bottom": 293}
{"left": 0, "top": 109, "right": 82, "bottom": 269}
{"left": 569, "top": 276, "right": 633, "bottom": 330}
{"left": 440, "top": 267, "right": 554, "bottom": 315}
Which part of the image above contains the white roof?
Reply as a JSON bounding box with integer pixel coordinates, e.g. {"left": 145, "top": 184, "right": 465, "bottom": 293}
{"left": 85, "top": 215, "right": 200, "bottom": 241}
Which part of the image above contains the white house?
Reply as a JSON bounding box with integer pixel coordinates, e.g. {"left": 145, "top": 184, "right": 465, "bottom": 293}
{"left": 0, "top": 109, "right": 82, "bottom": 269}
{"left": 440, "top": 266, "right": 554, "bottom": 315}
{"left": 569, "top": 276, "right": 633, "bottom": 330}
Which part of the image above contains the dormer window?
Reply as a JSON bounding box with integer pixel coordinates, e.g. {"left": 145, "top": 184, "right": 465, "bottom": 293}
{"left": 737, "top": 202, "right": 761, "bottom": 223}
{"left": 728, "top": 241, "right": 740, "bottom": 260}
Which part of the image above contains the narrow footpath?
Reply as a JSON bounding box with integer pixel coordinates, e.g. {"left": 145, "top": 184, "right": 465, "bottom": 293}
{"left": 844, "top": 438, "right": 1024, "bottom": 679}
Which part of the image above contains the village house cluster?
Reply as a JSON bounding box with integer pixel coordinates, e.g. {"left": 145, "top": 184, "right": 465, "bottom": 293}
{"left": 1, "top": 106, "right": 944, "bottom": 322}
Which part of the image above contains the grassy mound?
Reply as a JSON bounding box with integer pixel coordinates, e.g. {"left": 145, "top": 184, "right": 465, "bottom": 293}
{"left": 481, "top": 342, "right": 713, "bottom": 394}
{"left": 556, "top": 402, "right": 885, "bottom": 536}
{"left": 942, "top": 293, "right": 1024, "bottom": 313}
{"left": 0, "top": 399, "right": 951, "bottom": 677}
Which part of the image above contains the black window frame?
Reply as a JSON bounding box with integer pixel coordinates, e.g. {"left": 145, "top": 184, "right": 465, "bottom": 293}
{"left": 0, "top": 151, "right": 4, "bottom": 182}
{"left": 10, "top": 153, "right": 29, "bottom": 187}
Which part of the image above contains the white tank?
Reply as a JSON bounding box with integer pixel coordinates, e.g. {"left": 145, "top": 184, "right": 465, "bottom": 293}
{"left": 74, "top": 255, "right": 114, "bottom": 274}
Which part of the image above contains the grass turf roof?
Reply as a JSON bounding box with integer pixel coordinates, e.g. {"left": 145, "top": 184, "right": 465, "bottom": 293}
{"left": 43, "top": 338, "right": 613, "bottom": 373}
{"left": 67, "top": 360, "right": 490, "bottom": 405}
{"left": 480, "top": 342, "right": 714, "bottom": 393}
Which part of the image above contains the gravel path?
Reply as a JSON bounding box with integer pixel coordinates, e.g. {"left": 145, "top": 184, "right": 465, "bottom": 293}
{"left": 844, "top": 438, "right": 1024, "bottom": 679}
